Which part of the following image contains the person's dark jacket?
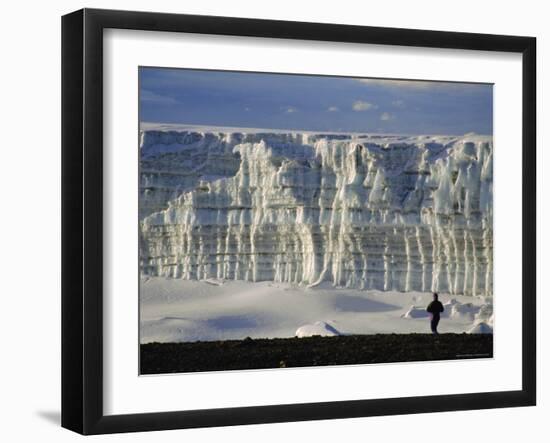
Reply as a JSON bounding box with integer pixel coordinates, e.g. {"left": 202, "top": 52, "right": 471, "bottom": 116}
{"left": 427, "top": 300, "right": 444, "bottom": 316}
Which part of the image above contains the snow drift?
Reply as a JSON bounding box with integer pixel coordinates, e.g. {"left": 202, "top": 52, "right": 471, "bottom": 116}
{"left": 295, "top": 321, "right": 341, "bottom": 338}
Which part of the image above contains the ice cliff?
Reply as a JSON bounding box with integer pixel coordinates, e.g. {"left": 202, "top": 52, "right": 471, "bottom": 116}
{"left": 139, "top": 125, "right": 493, "bottom": 296}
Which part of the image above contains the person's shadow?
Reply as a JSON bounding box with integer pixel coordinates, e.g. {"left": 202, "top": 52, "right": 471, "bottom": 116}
{"left": 36, "top": 410, "right": 60, "bottom": 425}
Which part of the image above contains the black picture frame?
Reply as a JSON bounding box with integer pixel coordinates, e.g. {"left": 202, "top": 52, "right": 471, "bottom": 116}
{"left": 62, "top": 8, "right": 536, "bottom": 435}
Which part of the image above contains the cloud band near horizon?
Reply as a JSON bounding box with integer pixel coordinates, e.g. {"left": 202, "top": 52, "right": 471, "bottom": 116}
{"left": 140, "top": 67, "right": 493, "bottom": 135}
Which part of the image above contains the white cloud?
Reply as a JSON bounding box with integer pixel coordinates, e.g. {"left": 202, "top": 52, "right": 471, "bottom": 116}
{"left": 380, "top": 112, "right": 394, "bottom": 121}
{"left": 284, "top": 106, "right": 298, "bottom": 113}
{"left": 140, "top": 89, "right": 179, "bottom": 105}
{"left": 355, "top": 78, "right": 487, "bottom": 91}
{"left": 327, "top": 106, "right": 340, "bottom": 112}
{"left": 352, "top": 100, "right": 377, "bottom": 111}
{"left": 356, "top": 78, "right": 433, "bottom": 89}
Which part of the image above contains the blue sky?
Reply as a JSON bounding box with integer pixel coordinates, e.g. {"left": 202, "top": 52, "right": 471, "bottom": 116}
{"left": 139, "top": 67, "right": 493, "bottom": 135}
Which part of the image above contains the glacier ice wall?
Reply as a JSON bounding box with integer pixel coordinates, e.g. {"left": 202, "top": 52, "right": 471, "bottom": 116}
{"left": 139, "top": 131, "right": 242, "bottom": 218}
{"left": 140, "top": 128, "right": 493, "bottom": 296}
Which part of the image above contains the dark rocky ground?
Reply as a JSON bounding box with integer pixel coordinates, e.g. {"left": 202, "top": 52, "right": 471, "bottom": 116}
{"left": 140, "top": 333, "right": 493, "bottom": 374}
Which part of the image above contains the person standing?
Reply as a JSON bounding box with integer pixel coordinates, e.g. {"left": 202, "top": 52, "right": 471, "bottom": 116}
{"left": 426, "top": 292, "right": 444, "bottom": 334}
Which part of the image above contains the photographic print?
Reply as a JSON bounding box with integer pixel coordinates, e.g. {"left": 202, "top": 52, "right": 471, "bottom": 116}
{"left": 138, "top": 67, "right": 494, "bottom": 375}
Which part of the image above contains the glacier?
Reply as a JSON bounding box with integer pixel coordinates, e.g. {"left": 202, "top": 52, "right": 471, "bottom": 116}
{"left": 139, "top": 124, "right": 493, "bottom": 297}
